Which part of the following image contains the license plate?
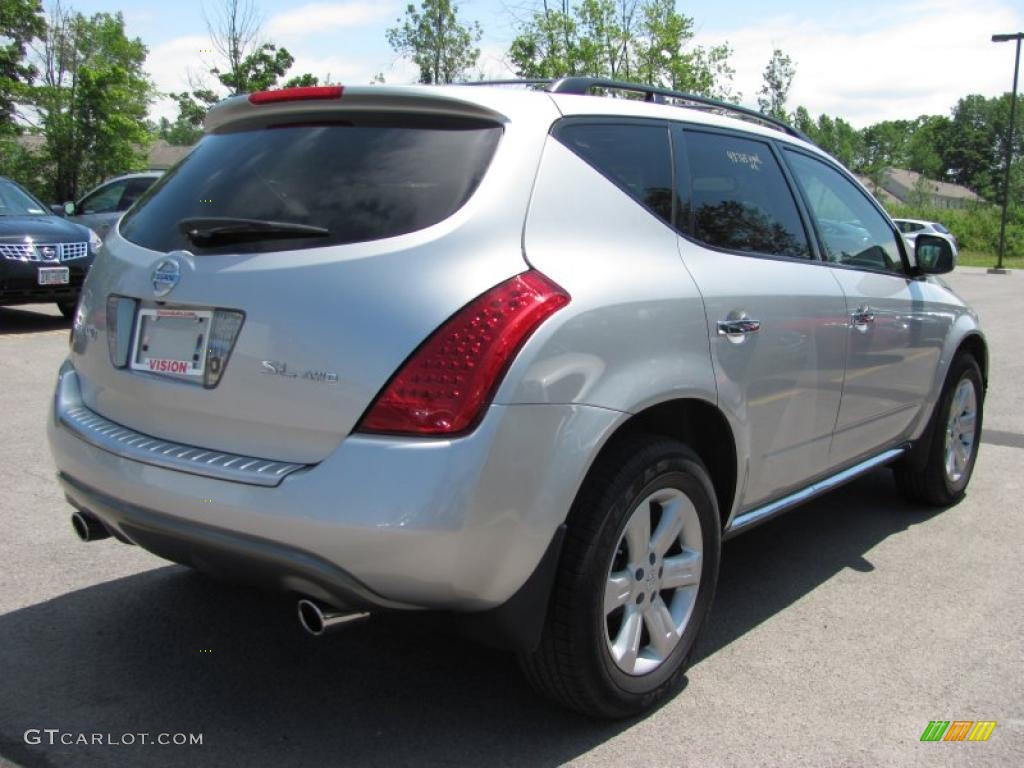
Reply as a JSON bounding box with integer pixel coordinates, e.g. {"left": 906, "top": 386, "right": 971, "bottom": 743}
{"left": 130, "top": 308, "right": 213, "bottom": 378}
{"left": 38, "top": 267, "right": 69, "bottom": 285}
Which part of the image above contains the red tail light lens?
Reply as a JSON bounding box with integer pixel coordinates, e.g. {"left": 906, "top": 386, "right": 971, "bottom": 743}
{"left": 248, "top": 86, "right": 343, "bottom": 104}
{"left": 358, "top": 270, "right": 570, "bottom": 436}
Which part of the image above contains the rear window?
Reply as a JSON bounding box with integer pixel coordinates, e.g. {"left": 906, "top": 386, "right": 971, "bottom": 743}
{"left": 120, "top": 116, "right": 502, "bottom": 254}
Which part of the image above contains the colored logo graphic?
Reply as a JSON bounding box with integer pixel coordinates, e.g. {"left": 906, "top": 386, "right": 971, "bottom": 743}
{"left": 920, "top": 721, "right": 997, "bottom": 742}
{"left": 152, "top": 256, "right": 181, "bottom": 297}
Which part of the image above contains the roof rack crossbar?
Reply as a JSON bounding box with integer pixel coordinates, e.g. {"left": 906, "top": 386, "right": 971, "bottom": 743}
{"left": 547, "top": 77, "right": 811, "bottom": 142}
{"left": 459, "top": 79, "right": 553, "bottom": 87}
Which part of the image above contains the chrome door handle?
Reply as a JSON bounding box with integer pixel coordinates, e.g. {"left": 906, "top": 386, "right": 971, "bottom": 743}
{"left": 851, "top": 306, "right": 876, "bottom": 331}
{"left": 717, "top": 318, "right": 761, "bottom": 343}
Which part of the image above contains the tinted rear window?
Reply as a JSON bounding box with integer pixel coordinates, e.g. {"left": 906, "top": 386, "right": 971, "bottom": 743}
{"left": 554, "top": 122, "right": 675, "bottom": 226}
{"left": 120, "top": 116, "right": 502, "bottom": 253}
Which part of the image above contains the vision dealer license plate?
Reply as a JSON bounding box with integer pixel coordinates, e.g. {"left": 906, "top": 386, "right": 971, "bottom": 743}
{"left": 130, "top": 308, "right": 213, "bottom": 378}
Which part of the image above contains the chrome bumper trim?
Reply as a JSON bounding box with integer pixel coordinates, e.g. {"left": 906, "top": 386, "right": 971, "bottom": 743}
{"left": 54, "top": 363, "right": 308, "bottom": 487}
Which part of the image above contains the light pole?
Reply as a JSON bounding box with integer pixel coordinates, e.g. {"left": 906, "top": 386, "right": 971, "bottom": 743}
{"left": 992, "top": 32, "right": 1022, "bottom": 273}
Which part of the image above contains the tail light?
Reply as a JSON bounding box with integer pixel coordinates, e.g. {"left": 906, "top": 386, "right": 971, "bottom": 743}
{"left": 204, "top": 310, "right": 244, "bottom": 388}
{"left": 107, "top": 295, "right": 137, "bottom": 366}
{"left": 358, "top": 270, "right": 570, "bottom": 436}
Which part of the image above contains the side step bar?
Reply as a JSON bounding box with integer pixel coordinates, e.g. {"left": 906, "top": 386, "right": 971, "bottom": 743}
{"left": 725, "top": 447, "right": 906, "bottom": 538}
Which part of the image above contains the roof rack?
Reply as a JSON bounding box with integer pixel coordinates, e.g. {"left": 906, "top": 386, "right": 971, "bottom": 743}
{"left": 461, "top": 79, "right": 553, "bottom": 88}
{"left": 457, "top": 77, "right": 811, "bottom": 143}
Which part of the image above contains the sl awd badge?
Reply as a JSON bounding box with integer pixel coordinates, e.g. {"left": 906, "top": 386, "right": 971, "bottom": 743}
{"left": 261, "top": 360, "right": 339, "bottom": 384}
{"left": 151, "top": 258, "right": 181, "bottom": 297}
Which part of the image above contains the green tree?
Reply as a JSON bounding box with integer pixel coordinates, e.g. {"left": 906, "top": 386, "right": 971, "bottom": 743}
{"left": 167, "top": 0, "right": 315, "bottom": 143}
{"left": 386, "top": 0, "right": 482, "bottom": 84}
{"left": 905, "top": 114, "right": 950, "bottom": 179}
{"left": 757, "top": 48, "right": 794, "bottom": 121}
{"left": 1, "top": 0, "right": 46, "bottom": 136}
{"left": 507, "top": 1, "right": 577, "bottom": 78}
{"left": 635, "top": 0, "right": 735, "bottom": 98}
{"left": 943, "top": 93, "right": 1022, "bottom": 203}
{"left": 26, "top": 5, "right": 154, "bottom": 202}
{"left": 509, "top": 0, "right": 737, "bottom": 100}
{"left": 795, "top": 110, "right": 862, "bottom": 169}
{"left": 282, "top": 72, "right": 319, "bottom": 88}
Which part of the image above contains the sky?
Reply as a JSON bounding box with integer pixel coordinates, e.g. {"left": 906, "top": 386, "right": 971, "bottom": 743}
{"left": 63, "top": 0, "right": 1024, "bottom": 128}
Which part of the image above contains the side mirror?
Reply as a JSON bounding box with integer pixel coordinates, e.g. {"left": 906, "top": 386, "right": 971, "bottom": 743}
{"left": 63, "top": 201, "right": 76, "bottom": 216}
{"left": 915, "top": 234, "right": 955, "bottom": 274}
{"left": 50, "top": 204, "right": 66, "bottom": 217}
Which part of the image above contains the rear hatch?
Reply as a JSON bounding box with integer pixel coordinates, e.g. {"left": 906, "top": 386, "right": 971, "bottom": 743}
{"left": 69, "top": 86, "right": 557, "bottom": 463}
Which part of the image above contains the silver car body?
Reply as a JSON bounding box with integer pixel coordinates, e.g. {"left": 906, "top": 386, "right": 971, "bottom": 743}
{"left": 48, "top": 85, "right": 985, "bottom": 618}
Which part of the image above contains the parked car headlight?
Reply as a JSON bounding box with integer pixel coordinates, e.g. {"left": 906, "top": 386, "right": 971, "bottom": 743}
{"left": 88, "top": 228, "right": 102, "bottom": 254}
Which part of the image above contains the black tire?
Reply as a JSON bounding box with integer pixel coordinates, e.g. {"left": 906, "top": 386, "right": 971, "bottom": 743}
{"left": 519, "top": 434, "right": 721, "bottom": 719}
{"left": 56, "top": 300, "right": 77, "bottom": 319}
{"left": 894, "top": 354, "right": 984, "bottom": 506}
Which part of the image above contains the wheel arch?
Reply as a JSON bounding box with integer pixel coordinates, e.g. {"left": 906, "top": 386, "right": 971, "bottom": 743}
{"left": 956, "top": 332, "right": 988, "bottom": 388}
{"left": 571, "top": 398, "right": 739, "bottom": 532}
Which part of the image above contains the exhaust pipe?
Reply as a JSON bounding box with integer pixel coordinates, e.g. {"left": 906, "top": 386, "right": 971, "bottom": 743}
{"left": 297, "top": 598, "right": 370, "bottom": 637}
{"left": 71, "top": 510, "right": 111, "bottom": 542}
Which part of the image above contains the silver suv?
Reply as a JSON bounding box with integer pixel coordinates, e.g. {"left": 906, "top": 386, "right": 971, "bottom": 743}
{"left": 47, "top": 79, "right": 987, "bottom": 719}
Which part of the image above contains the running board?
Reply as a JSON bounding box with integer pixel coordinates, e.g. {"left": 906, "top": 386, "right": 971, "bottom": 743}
{"left": 724, "top": 447, "right": 906, "bottom": 538}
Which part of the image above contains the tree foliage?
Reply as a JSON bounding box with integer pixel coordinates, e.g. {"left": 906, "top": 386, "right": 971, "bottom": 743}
{"left": 509, "top": 0, "right": 736, "bottom": 100}
{"left": 386, "top": 0, "right": 481, "bottom": 84}
{"left": 0, "top": 0, "right": 46, "bottom": 136}
{"left": 162, "top": 0, "right": 318, "bottom": 145}
{"left": 757, "top": 48, "right": 794, "bottom": 121}
{"left": 15, "top": 4, "right": 154, "bottom": 202}
{"left": 794, "top": 93, "right": 1022, "bottom": 208}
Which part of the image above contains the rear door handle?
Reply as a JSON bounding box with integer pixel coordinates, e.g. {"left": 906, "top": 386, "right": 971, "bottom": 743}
{"left": 717, "top": 318, "right": 761, "bottom": 343}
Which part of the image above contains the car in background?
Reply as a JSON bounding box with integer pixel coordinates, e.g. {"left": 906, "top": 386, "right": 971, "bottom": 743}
{"left": 63, "top": 171, "right": 163, "bottom": 240}
{"left": 1, "top": 176, "right": 101, "bottom": 318}
{"left": 894, "top": 218, "right": 958, "bottom": 256}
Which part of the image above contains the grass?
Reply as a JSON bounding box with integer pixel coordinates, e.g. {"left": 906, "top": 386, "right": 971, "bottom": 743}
{"left": 956, "top": 250, "right": 1022, "bottom": 269}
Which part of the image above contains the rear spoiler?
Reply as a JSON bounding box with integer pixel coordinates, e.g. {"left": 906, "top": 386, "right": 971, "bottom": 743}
{"left": 205, "top": 85, "right": 514, "bottom": 133}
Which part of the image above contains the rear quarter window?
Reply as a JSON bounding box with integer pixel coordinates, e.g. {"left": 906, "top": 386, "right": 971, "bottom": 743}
{"left": 120, "top": 116, "right": 503, "bottom": 254}
{"left": 553, "top": 122, "right": 675, "bottom": 227}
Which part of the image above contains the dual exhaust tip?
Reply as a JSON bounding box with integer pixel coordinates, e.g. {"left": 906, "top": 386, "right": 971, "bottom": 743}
{"left": 71, "top": 512, "right": 369, "bottom": 637}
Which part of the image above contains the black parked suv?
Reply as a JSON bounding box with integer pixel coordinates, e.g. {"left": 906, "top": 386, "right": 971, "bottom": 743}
{"left": 0, "top": 176, "right": 100, "bottom": 318}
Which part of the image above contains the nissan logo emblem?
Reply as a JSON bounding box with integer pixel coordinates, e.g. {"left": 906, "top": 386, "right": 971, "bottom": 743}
{"left": 152, "top": 258, "right": 180, "bottom": 297}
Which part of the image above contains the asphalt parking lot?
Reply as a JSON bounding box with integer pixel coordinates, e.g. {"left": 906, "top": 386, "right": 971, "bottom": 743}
{"left": 0, "top": 268, "right": 1021, "bottom": 768}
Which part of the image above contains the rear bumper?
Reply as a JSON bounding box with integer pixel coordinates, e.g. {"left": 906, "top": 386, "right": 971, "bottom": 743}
{"left": 60, "top": 472, "right": 414, "bottom": 610}
{"left": 48, "top": 362, "right": 620, "bottom": 611}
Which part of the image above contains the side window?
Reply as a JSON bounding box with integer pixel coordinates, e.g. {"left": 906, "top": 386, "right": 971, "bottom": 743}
{"left": 784, "top": 150, "right": 905, "bottom": 274}
{"left": 80, "top": 181, "right": 128, "bottom": 214}
{"left": 555, "top": 123, "right": 675, "bottom": 226}
{"left": 120, "top": 177, "right": 156, "bottom": 210}
{"left": 681, "top": 130, "right": 810, "bottom": 259}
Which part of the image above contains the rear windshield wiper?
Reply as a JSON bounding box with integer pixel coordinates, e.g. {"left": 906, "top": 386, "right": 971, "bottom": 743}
{"left": 179, "top": 217, "right": 329, "bottom": 246}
